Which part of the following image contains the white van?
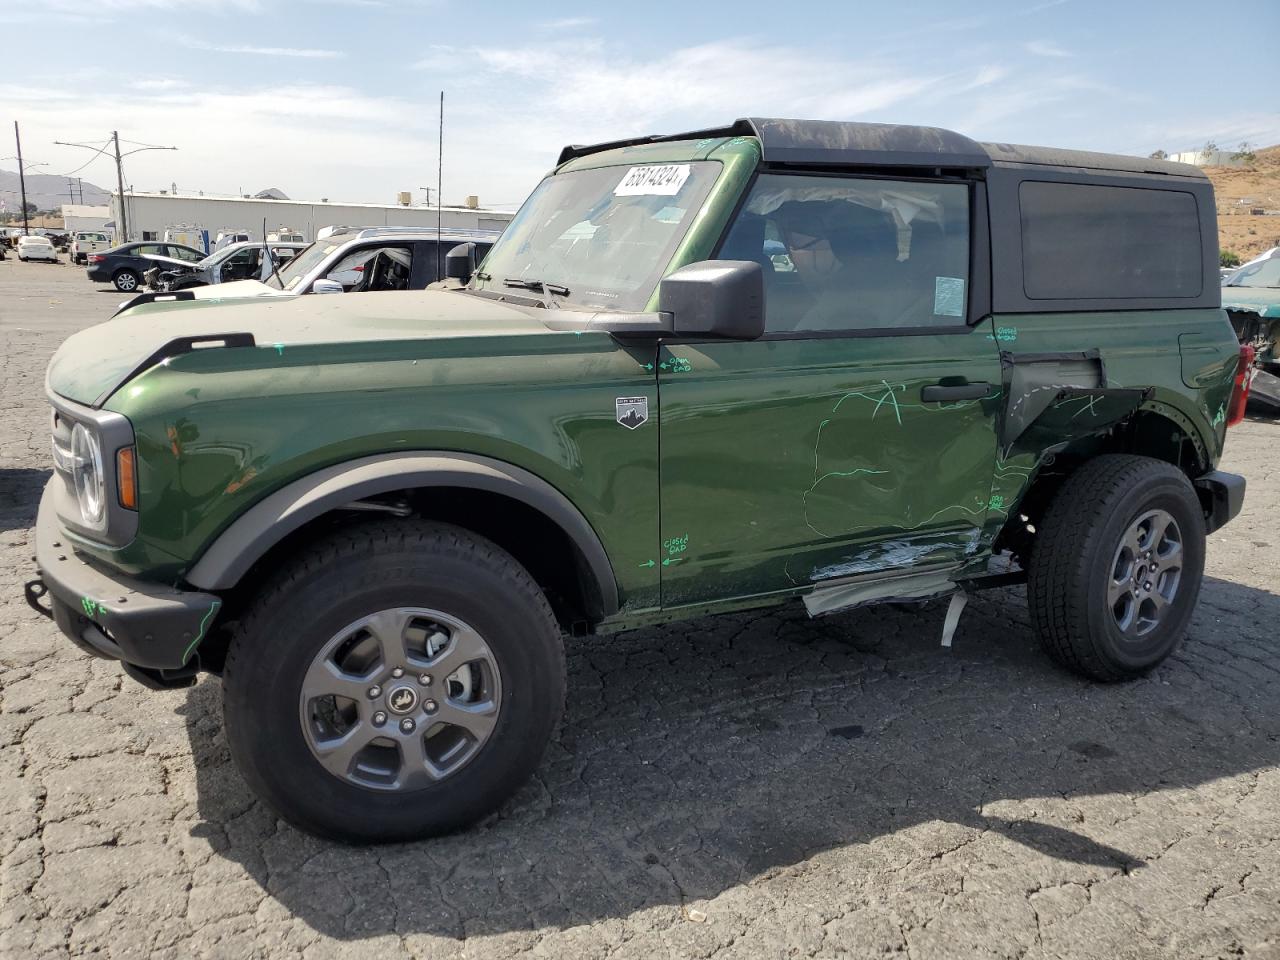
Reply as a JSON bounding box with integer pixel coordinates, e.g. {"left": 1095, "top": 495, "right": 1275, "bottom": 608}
{"left": 70, "top": 231, "right": 112, "bottom": 264}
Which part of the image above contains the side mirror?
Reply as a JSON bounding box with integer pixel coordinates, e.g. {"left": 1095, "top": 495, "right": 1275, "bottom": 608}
{"left": 444, "top": 242, "right": 477, "bottom": 281}
{"left": 658, "top": 260, "right": 765, "bottom": 339}
{"left": 311, "top": 278, "right": 344, "bottom": 295}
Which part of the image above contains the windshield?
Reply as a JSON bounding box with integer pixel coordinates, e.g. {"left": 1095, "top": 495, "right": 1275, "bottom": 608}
{"left": 474, "top": 161, "right": 722, "bottom": 312}
{"left": 198, "top": 245, "right": 241, "bottom": 268}
{"left": 266, "top": 240, "right": 333, "bottom": 290}
{"left": 1225, "top": 255, "right": 1280, "bottom": 289}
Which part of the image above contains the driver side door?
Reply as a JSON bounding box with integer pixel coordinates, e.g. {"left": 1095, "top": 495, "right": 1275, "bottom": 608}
{"left": 656, "top": 172, "right": 1002, "bottom": 608}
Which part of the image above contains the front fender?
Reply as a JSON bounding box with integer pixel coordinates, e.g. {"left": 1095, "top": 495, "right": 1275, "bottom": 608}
{"left": 184, "top": 451, "right": 620, "bottom": 617}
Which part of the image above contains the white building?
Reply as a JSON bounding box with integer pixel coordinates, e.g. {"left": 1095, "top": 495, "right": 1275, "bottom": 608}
{"left": 108, "top": 191, "right": 514, "bottom": 252}
{"left": 61, "top": 204, "right": 113, "bottom": 236}
{"left": 1167, "top": 150, "right": 1245, "bottom": 169}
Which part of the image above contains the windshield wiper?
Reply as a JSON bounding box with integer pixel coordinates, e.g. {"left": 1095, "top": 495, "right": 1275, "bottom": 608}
{"left": 504, "top": 277, "right": 569, "bottom": 295}
{"left": 503, "top": 277, "right": 570, "bottom": 309}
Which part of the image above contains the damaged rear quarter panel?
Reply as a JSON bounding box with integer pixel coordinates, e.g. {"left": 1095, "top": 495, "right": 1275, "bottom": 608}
{"left": 982, "top": 308, "right": 1237, "bottom": 539}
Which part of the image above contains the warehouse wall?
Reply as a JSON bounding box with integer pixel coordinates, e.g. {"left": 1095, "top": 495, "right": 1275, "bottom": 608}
{"left": 108, "top": 194, "right": 512, "bottom": 246}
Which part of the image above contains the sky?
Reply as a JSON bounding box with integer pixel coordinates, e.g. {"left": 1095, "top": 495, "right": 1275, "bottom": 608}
{"left": 1, "top": 0, "right": 1277, "bottom": 211}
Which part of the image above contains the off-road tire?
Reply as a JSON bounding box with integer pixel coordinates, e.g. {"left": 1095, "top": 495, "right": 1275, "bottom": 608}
{"left": 112, "top": 269, "right": 140, "bottom": 292}
{"left": 222, "top": 519, "right": 566, "bottom": 843}
{"left": 1027, "top": 454, "right": 1206, "bottom": 682}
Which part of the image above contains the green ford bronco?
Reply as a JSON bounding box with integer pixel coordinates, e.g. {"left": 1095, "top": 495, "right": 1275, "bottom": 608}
{"left": 27, "top": 118, "right": 1252, "bottom": 842}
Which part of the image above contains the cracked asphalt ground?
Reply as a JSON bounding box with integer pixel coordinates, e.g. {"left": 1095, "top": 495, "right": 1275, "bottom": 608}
{"left": 2, "top": 258, "right": 1278, "bottom": 960}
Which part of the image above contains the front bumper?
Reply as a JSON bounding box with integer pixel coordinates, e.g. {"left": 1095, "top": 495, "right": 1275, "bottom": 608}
{"left": 26, "top": 481, "right": 221, "bottom": 683}
{"left": 1194, "top": 470, "right": 1246, "bottom": 534}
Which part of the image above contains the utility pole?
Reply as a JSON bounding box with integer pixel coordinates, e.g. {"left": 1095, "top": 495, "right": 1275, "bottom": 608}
{"left": 54, "top": 133, "right": 176, "bottom": 243}
{"left": 14, "top": 121, "right": 30, "bottom": 236}
{"left": 436, "top": 91, "right": 443, "bottom": 279}
{"left": 112, "top": 131, "right": 128, "bottom": 243}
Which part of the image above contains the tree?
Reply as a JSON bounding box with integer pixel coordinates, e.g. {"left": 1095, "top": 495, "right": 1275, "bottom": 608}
{"left": 1148, "top": 149, "right": 1168, "bottom": 160}
{"left": 1231, "top": 141, "right": 1256, "bottom": 165}
{"left": 1199, "top": 140, "right": 1219, "bottom": 164}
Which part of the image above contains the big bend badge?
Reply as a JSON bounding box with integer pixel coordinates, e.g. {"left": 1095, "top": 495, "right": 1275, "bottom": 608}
{"left": 615, "top": 397, "right": 649, "bottom": 430}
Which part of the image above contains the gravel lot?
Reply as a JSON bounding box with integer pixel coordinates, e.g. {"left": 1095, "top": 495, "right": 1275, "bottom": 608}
{"left": 1, "top": 257, "right": 1277, "bottom": 959}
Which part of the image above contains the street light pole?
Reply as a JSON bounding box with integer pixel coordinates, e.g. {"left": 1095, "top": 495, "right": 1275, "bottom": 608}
{"left": 14, "top": 121, "right": 30, "bottom": 236}
{"left": 53, "top": 133, "right": 175, "bottom": 244}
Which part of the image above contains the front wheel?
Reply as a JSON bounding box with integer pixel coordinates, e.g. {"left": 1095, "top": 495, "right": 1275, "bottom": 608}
{"left": 222, "top": 520, "right": 566, "bottom": 842}
{"left": 1027, "top": 455, "right": 1206, "bottom": 681}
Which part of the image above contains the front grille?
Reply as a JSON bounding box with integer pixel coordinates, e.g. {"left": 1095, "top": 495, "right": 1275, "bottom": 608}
{"left": 50, "top": 409, "right": 74, "bottom": 476}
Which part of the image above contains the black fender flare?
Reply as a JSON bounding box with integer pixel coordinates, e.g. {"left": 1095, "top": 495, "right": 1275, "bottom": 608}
{"left": 184, "top": 452, "right": 619, "bottom": 617}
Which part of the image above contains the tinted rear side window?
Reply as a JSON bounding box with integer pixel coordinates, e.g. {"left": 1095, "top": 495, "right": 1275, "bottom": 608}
{"left": 1019, "top": 181, "right": 1202, "bottom": 299}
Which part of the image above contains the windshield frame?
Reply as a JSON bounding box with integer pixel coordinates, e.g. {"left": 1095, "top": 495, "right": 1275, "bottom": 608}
{"left": 470, "top": 144, "right": 758, "bottom": 314}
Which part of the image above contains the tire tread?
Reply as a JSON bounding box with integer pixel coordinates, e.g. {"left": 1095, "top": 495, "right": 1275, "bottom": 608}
{"left": 222, "top": 518, "right": 565, "bottom": 842}
{"left": 1027, "top": 454, "right": 1196, "bottom": 682}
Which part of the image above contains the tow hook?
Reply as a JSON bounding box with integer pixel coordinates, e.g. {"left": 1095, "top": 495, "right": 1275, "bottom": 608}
{"left": 24, "top": 578, "right": 53, "bottom": 620}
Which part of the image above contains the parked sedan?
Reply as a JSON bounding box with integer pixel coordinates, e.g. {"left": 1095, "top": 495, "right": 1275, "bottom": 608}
{"left": 17, "top": 236, "right": 59, "bottom": 262}
{"left": 86, "top": 241, "right": 206, "bottom": 292}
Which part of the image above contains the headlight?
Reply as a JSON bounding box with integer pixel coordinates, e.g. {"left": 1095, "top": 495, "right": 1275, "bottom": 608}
{"left": 70, "top": 422, "right": 105, "bottom": 525}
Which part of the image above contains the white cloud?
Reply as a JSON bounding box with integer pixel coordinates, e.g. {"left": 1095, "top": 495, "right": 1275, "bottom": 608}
{"left": 539, "top": 16, "right": 596, "bottom": 30}
{"left": 130, "top": 78, "right": 190, "bottom": 91}
{"left": 21, "top": 81, "right": 431, "bottom": 205}
{"left": 176, "top": 35, "right": 345, "bottom": 58}
{"left": 1025, "top": 40, "right": 1072, "bottom": 58}
{"left": 10, "top": 29, "right": 1201, "bottom": 216}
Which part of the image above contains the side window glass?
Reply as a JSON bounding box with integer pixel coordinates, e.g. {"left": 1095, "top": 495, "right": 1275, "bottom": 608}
{"left": 324, "top": 245, "right": 413, "bottom": 292}
{"left": 718, "top": 174, "right": 971, "bottom": 333}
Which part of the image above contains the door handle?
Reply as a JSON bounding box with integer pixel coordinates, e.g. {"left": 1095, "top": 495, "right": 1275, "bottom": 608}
{"left": 921, "top": 381, "right": 992, "bottom": 402}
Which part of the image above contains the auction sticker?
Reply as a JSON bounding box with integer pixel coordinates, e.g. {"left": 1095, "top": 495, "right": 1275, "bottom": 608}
{"left": 615, "top": 164, "right": 691, "bottom": 196}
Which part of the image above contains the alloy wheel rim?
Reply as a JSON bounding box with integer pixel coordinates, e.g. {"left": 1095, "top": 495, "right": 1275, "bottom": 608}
{"left": 1107, "top": 508, "right": 1183, "bottom": 641}
{"left": 298, "top": 607, "right": 502, "bottom": 791}
{"left": 118, "top": 274, "right": 136, "bottom": 290}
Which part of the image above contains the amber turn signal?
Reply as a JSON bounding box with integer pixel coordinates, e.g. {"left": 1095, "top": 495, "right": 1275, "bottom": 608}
{"left": 116, "top": 446, "right": 138, "bottom": 510}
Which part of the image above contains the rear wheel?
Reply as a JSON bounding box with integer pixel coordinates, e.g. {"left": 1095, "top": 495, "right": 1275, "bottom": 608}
{"left": 222, "top": 520, "right": 566, "bottom": 842}
{"left": 1027, "top": 455, "right": 1206, "bottom": 681}
{"left": 112, "top": 269, "right": 139, "bottom": 292}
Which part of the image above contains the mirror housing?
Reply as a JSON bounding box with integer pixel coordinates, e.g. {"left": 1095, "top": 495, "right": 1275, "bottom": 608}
{"left": 658, "top": 260, "right": 764, "bottom": 339}
{"left": 311, "top": 278, "right": 344, "bottom": 295}
{"left": 445, "top": 242, "right": 477, "bottom": 281}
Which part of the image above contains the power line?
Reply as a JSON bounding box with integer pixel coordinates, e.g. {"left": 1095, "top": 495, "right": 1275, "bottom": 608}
{"left": 56, "top": 139, "right": 114, "bottom": 177}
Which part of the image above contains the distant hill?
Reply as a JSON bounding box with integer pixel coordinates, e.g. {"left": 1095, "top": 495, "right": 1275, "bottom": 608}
{"left": 0, "top": 169, "right": 110, "bottom": 214}
{"left": 1203, "top": 145, "right": 1280, "bottom": 262}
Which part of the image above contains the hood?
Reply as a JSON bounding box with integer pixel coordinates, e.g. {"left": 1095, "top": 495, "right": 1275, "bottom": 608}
{"left": 142, "top": 253, "right": 200, "bottom": 271}
{"left": 47, "top": 290, "right": 553, "bottom": 407}
{"left": 1221, "top": 286, "right": 1280, "bottom": 317}
{"left": 117, "top": 279, "right": 279, "bottom": 316}
{"left": 183, "top": 279, "right": 278, "bottom": 300}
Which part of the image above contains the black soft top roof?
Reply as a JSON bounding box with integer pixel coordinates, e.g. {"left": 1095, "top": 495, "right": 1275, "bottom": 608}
{"left": 558, "top": 117, "right": 1206, "bottom": 180}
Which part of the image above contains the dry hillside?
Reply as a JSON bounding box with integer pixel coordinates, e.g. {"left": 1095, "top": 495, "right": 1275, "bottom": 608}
{"left": 1204, "top": 144, "right": 1280, "bottom": 262}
